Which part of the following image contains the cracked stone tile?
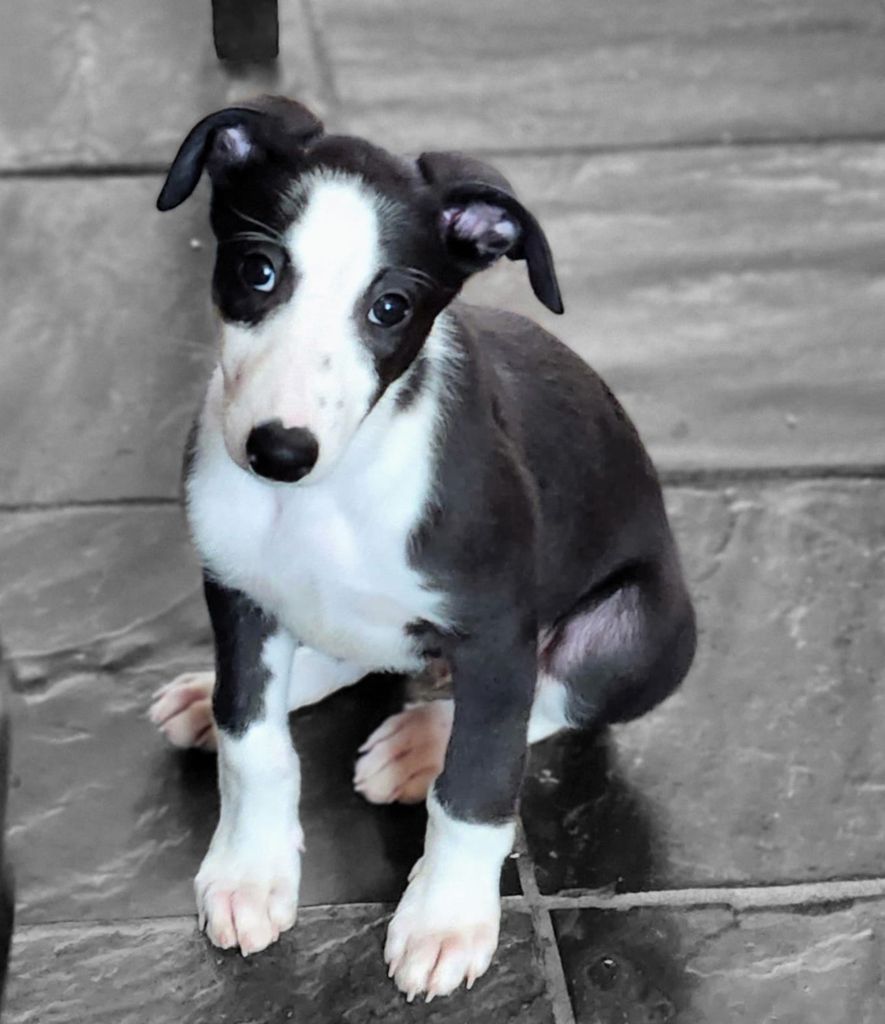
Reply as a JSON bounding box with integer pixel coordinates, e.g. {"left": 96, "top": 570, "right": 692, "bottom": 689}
{"left": 3, "top": 144, "right": 885, "bottom": 504}
{"left": 0, "top": 0, "right": 324, "bottom": 170}
{"left": 318, "top": 0, "right": 885, "bottom": 152}
{"left": 552, "top": 902, "right": 885, "bottom": 1023}
{"left": 4, "top": 907, "right": 554, "bottom": 1023}
{"left": 522, "top": 479, "right": 885, "bottom": 892}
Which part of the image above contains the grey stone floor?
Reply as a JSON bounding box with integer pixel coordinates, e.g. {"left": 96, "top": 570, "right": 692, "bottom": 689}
{"left": 1, "top": 1, "right": 885, "bottom": 1021}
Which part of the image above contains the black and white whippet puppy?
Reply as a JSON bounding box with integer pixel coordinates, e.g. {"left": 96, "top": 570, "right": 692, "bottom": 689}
{"left": 149, "top": 95, "right": 696, "bottom": 1001}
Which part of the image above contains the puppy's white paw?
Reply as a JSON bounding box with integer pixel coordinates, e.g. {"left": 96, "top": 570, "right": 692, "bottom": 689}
{"left": 353, "top": 701, "right": 453, "bottom": 804}
{"left": 385, "top": 855, "right": 500, "bottom": 1001}
{"left": 149, "top": 672, "right": 217, "bottom": 750}
{"left": 195, "top": 825, "right": 303, "bottom": 957}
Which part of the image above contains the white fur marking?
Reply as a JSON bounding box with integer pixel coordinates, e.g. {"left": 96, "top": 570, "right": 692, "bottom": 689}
{"left": 195, "top": 633, "right": 303, "bottom": 957}
{"left": 527, "top": 672, "right": 571, "bottom": 744}
{"left": 218, "top": 175, "right": 384, "bottom": 476}
{"left": 385, "top": 789, "right": 514, "bottom": 1000}
{"left": 188, "top": 319, "right": 456, "bottom": 668}
{"left": 288, "top": 647, "right": 368, "bottom": 710}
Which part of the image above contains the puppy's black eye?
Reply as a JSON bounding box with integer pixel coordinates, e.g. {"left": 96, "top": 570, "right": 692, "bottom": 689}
{"left": 368, "top": 292, "right": 410, "bottom": 327}
{"left": 239, "top": 253, "right": 277, "bottom": 293}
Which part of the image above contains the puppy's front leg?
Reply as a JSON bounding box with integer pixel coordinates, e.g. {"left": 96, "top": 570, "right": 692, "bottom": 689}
{"left": 195, "top": 577, "right": 301, "bottom": 956}
{"left": 386, "top": 620, "right": 535, "bottom": 1001}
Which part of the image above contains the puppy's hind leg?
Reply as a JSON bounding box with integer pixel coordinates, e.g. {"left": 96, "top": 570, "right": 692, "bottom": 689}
{"left": 540, "top": 558, "right": 696, "bottom": 729}
{"left": 353, "top": 673, "right": 571, "bottom": 806}
{"left": 355, "top": 557, "right": 696, "bottom": 811}
{"left": 150, "top": 672, "right": 217, "bottom": 750}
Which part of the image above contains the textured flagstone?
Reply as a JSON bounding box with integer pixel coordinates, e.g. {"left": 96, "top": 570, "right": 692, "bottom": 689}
{"left": 0, "top": 0, "right": 323, "bottom": 170}
{"left": 319, "top": 0, "right": 885, "bottom": 153}
{"left": 5, "top": 908, "right": 554, "bottom": 1023}
{"left": 523, "top": 479, "right": 885, "bottom": 893}
{"left": 553, "top": 902, "right": 885, "bottom": 1023}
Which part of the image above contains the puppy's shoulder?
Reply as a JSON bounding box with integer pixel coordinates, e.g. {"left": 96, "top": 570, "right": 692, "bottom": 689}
{"left": 449, "top": 301, "right": 631, "bottom": 431}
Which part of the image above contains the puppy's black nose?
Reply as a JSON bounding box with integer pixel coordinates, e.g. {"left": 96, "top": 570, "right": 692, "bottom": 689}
{"left": 246, "top": 421, "right": 319, "bottom": 482}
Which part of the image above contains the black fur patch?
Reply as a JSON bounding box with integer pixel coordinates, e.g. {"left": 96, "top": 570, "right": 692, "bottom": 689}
{"left": 180, "top": 415, "right": 200, "bottom": 499}
{"left": 405, "top": 304, "right": 696, "bottom": 822}
{"left": 203, "top": 576, "right": 280, "bottom": 735}
{"left": 394, "top": 352, "right": 428, "bottom": 411}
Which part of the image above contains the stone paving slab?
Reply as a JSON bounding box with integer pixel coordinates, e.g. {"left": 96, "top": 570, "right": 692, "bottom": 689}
{"left": 4, "top": 907, "right": 555, "bottom": 1023}
{"left": 4, "top": 145, "right": 884, "bottom": 505}
{"left": 0, "top": 0, "right": 323, "bottom": 171}
{"left": 0, "top": 178, "right": 214, "bottom": 507}
{"left": 0, "top": 507, "right": 203, "bottom": 669}
{"left": 553, "top": 901, "right": 885, "bottom": 1023}
{"left": 467, "top": 144, "right": 885, "bottom": 472}
{"left": 322, "top": 0, "right": 885, "bottom": 153}
{"left": 4, "top": 1, "right": 885, "bottom": 169}
{"left": 1, "top": 479, "right": 882, "bottom": 926}
{"left": 523, "top": 479, "right": 885, "bottom": 893}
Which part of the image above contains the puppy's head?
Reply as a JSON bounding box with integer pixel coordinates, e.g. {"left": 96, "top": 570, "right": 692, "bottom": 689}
{"left": 158, "top": 96, "right": 562, "bottom": 484}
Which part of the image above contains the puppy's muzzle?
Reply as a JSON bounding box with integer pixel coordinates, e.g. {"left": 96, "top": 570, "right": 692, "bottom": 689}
{"left": 246, "top": 421, "right": 319, "bottom": 483}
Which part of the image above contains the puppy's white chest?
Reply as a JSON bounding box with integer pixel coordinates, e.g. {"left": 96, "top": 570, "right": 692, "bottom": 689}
{"left": 261, "top": 491, "right": 432, "bottom": 664}
{"left": 187, "top": 380, "right": 444, "bottom": 669}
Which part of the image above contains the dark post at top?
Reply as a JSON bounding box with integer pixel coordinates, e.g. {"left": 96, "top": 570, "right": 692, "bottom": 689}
{"left": 212, "top": 0, "right": 279, "bottom": 62}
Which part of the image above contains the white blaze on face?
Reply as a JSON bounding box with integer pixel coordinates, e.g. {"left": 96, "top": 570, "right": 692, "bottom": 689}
{"left": 219, "top": 174, "right": 384, "bottom": 478}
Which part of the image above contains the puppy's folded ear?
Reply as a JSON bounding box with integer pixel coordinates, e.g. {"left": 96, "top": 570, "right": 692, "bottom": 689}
{"left": 417, "top": 151, "right": 563, "bottom": 314}
{"left": 157, "top": 96, "right": 323, "bottom": 212}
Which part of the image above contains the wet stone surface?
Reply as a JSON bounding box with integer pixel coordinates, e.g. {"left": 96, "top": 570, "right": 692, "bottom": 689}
{"left": 5, "top": 907, "right": 554, "bottom": 1023}
{"left": 553, "top": 902, "right": 885, "bottom": 1023}
{"left": 522, "top": 480, "right": 885, "bottom": 893}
